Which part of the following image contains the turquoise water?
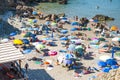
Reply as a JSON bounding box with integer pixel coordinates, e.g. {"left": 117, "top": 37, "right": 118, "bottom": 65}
{"left": 37, "top": 0, "right": 120, "bottom": 27}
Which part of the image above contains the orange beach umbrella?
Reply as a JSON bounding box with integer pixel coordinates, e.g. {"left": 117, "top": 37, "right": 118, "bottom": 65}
{"left": 111, "top": 26, "right": 118, "bottom": 31}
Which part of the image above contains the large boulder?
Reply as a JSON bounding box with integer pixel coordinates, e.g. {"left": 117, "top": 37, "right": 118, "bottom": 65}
{"left": 93, "top": 14, "right": 114, "bottom": 21}
{"left": 57, "top": 13, "right": 65, "bottom": 17}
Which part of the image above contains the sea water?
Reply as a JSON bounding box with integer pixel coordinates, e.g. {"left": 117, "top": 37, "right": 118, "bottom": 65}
{"left": 36, "top": 0, "right": 120, "bottom": 27}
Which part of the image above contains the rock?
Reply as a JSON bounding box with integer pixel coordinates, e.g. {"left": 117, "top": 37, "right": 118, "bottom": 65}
{"left": 58, "top": 0, "right": 68, "bottom": 4}
{"left": 57, "top": 13, "right": 65, "bottom": 17}
{"left": 94, "top": 68, "right": 120, "bottom": 80}
{"left": 93, "top": 14, "right": 114, "bottom": 21}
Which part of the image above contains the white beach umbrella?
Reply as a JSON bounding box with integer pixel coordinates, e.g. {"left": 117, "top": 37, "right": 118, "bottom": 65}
{"left": 95, "top": 29, "right": 101, "bottom": 32}
{"left": 99, "top": 55, "right": 111, "bottom": 62}
{"left": 1, "top": 38, "right": 9, "bottom": 43}
{"left": 89, "top": 19, "right": 94, "bottom": 22}
{"left": 112, "top": 37, "right": 120, "bottom": 41}
{"left": 99, "top": 42, "right": 107, "bottom": 48}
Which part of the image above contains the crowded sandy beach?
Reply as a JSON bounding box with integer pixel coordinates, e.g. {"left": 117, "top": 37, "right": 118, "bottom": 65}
{"left": 0, "top": 3, "right": 120, "bottom": 80}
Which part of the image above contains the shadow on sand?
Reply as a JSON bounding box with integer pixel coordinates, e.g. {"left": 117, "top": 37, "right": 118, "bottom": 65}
{"left": 27, "top": 69, "right": 54, "bottom": 80}
{"left": 0, "top": 20, "right": 20, "bottom": 38}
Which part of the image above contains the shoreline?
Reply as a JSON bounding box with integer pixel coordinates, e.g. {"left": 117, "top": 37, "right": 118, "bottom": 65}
{"left": 0, "top": 2, "right": 120, "bottom": 80}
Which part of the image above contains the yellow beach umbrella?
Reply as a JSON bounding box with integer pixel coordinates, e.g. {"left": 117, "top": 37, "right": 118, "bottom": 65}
{"left": 13, "top": 39, "right": 23, "bottom": 45}
{"left": 111, "top": 26, "right": 118, "bottom": 31}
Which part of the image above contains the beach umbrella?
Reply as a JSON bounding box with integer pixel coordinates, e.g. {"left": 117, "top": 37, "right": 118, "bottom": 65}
{"left": 99, "top": 55, "right": 111, "bottom": 62}
{"left": 75, "top": 45, "right": 83, "bottom": 49}
{"left": 1, "top": 38, "right": 9, "bottom": 43}
{"left": 13, "top": 39, "right": 23, "bottom": 45}
{"left": 22, "top": 39, "right": 29, "bottom": 44}
{"left": 98, "top": 38, "right": 105, "bottom": 41}
{"left": 93, "top": 19, "right": 99, "bottom": 23}
{"left": 102, "top": 67, "right": 111, "bottom": 73}
{"left": 23, "top": 49, "right": 32, "bottom": 54}
{"left": 75, "top": 39, "right": 82, "bottom": 45}
{"left": 51, "top": 22, "right": 57, "bottom": 26}
{"left": 64, "top": 59, "right": 72, "bottom": 65}
{"left": 112, "top": 47, "right": 120, "bottom": 51}
{"left": 32, "top": 19, "right": 37, "bottom": 23}
{"left": 91, "top": 38, "right": 99, "bottom": 40}
{"left": 111, "top": 26, "right": 118, "bottom": 31}
{"left": 32, "top": 11, "right": 37, "bottom": 15}
{"left": 68, "top": 36, "right": 77, "bottom": 39}
{"left": 71, "top": 22, "right": 79, "bottom": 26}
{"left": 87, "top": 27, "right": 91, "bottom": 31}
{"left": 65, "top": 53, "right": 74, "bottom": 59}
{"left": 45, "top": 21, "right": 50, "bottom": 25}
{"left": 48, "top": 51, "right": 57, "bottom": 56}
{"left": 28, "top": 19, "right": 33, "bottom": 24}
{"left": 112, "top": 37, "right": 120, "bottom": 41}
{"left": 99, "top": 42, "right": 107, "bottom": 48}
{"left": 70, "top": 27, "right": 78, "bottom": 31}
{"left": 27, "top": 27, "right": 33, "bottom": 31}
{"left": 95, "top": 29, "right": 101, "bottom": 32}
{"left": 30, "top": 34, "right": 36, "bottom": 38}
{"left": 106, "top": 59, "right": 117, "bottom": 66}
{"left": 60, "top": 30, "right": 68, "bottom": 34}
{"left": 97, "top": 61, "right": 107, "bottom": 67}
{"left": 33, "top": 27, "right": 39, "bottom": 31}
{"left": 60, "top": 37, "right": 68, "bottom": 40}
{"left": 89, "top": 19, "right": 94, "bottom": 22}
{"left": 115, "top": 51, "right": 120, "bottom": 57}
{"left": 35, "top": 44, "right": 45, "bottom": 50}
{"left": 10, "top": 32, "right": 17, "bottom": 36}
{"left": 68, "top": 44, "right": 76, "bottom": 51}
{"left": 24, "top": 32, "right": 32, "bottom": 37}
{"left": 111, "top": 65, "right": 119, "bottom": 69}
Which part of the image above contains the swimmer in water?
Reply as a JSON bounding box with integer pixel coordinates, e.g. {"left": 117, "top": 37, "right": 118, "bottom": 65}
{"left": 96, "top": 6, "right": 99, "bottom": 9}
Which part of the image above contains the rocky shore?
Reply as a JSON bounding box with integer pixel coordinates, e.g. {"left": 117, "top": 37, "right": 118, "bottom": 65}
{"left": 94, "top": 68, "right": 120, "bottom": 80}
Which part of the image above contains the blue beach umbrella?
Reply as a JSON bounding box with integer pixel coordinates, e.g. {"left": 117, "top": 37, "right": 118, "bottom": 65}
{"left": 60, "top": 37, "right": 68, "bottom": 40}
{"left": 97, "top": 61, "right": 107, "bottom": 67}
{"left": 60, "top": 30, "right": 68, "bottom": 34}
{"left": 106, "top": 59, "right": 117, "bottom": 66}
{"left": 32, "top": 11, "right": 37, "bottom": 15}
{"left": 30, "top": 34, "right": 36, "bottom": 38}
{"left": 10, "top": 32, "right": 17, "bottom": 36}
{"left": 102, "top": 67, "right": 111, "bottom": 73}
{"left": 111, "top": 65, "right": 119, "bottom": 69}
{"left": 93, "top": 19, "right": 99, "bottom": 23}
{"left": 27, "top": 27, "right": 33, "bottom": 31}
{"left": 33, "top": 19, "right": 38, "bottom": 23}
{"left": 71, "top": 22, "right": 79, "bottom": 26}
{"left": 112, "top": 47, "right": 120, "bottom": 51}
{"left": 33, "top": 27, "right": 39, "bottom": 31}
{"left": 22, "top": 39, "right": 29, "bottom": 44}
{"left": 61, "top": 17, "right": 67, "bottom": 20}
{"left": 45, "top": 21, "right": 50, "bottom": 25}
{"left": 23, "top": 49, "right": 32, "bottom": 54}
{"left": 64, "top": 59, "right": 72, "bottom": 65}
{"left": 70, "top": 27, "right": 78, "bottom": 31}
{"left": 68, "top": 44, "right": 76, "bottom": 51}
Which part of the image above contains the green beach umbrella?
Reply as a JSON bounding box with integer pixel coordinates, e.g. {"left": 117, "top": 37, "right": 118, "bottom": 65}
{"left": 99, "top": 38, "right": 105, "bottom": 41}
{"left": 35, "top": 44, "right": 46, "bottom": 50}
{"left": 75, "top": 45, "right": 83, "bottom": 49}
{"left": 115, "top": 51, "right": 120, "bottom": 57}
{"left": 51, "top": 22, "right": 57, "bottom": 26}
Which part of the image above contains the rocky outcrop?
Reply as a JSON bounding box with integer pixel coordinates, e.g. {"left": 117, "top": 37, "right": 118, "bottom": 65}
{"left": 58, "top": 0, "right": 67, "bottom": 4}
{"left": 93, "top": 69, "right": 120, "bottom": 80}
{"left": 93, "top": 15, "right": 114, "bottom": 21}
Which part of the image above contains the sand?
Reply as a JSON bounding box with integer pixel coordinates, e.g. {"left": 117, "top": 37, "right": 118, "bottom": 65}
{"left": 6, "top": 16, "right": 116, "bottom": 80}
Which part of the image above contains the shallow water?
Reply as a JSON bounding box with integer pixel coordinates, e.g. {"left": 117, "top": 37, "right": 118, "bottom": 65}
{"left": 36, "top": 0, "right": 120, "bottom": 27}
